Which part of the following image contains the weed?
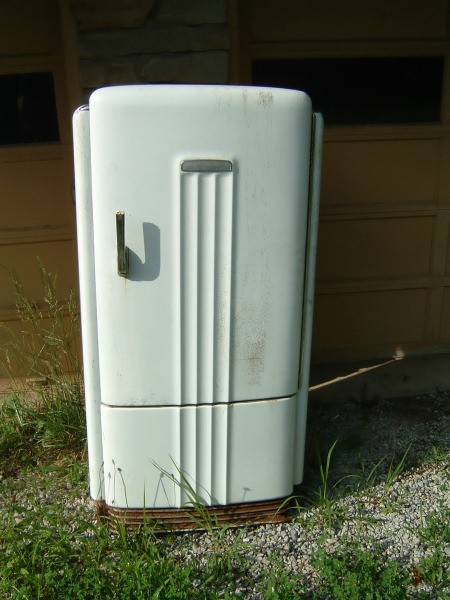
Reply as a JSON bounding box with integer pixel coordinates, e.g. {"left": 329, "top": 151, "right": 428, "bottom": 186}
{"left": 299, "top": 439, "right": 354, "bottom": 528}
{"left": 261, "top": 562, "right": 306, "bottom": 598}
{"left": 0, "top": 264, "right": 85, "bottom": 473}
{"left": 414, "top": 507, "right": 450, "bottom": 597}
{"left": 351, "top": 456, "right": 387, "bottom": 494}
{"left": 1, "top": 505, "right": 194, "bottom": 599}
{"left": 344, "top": 444, "right": 412, "bottom": 500}
{"left": 417, "top": 549, "right": 450, "bottom": 598}
{"left": 316, "top": 438, "right": 339, "bottom": 504}
{"left": 289, "top": 439, "right": 352, "bottom": 530}
{"left": 2, "top": 447, "right": 450, "bottom": 599}
{"left": 384, "top": 443, "right": 412, "bottom": 489}
{"left": 152, "top": 459, "right": 224, "bottom": 533}
{"left": 0, "top": 460, "right": 253, "bottom": 600}
{"left": 1, "top": 261, "right": 80, "bottom": 380}
{"left": 1, "top": 265, "right": 448, "bottom": 598}
{"left": 312, "top": 537, "right": 410, "bottom": 599}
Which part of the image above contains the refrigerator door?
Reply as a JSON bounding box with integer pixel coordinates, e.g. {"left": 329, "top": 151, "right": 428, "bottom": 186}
{"left": 89, "top": 85, "right": 312, "bottom": 407}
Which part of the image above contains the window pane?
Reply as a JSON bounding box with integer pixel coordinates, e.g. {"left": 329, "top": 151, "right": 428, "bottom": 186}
{"left": 0, "top": 72, "right": 60, "bottom": 145}
{"left": 252, "top": 57, "right": 444, "bottom": 125}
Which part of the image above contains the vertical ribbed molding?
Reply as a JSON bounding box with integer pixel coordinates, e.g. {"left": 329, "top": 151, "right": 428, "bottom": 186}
{"left": 178, "top": 159, "right": 234, "bottom": 505}
{"left": 294, "top": 113, "right": 324, "bottom": 484}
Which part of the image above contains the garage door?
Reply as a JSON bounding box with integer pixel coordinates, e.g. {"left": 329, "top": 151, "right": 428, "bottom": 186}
{"left": 231, "top": 0, "right": 450, "bottom": 361}
{"left": 0, "top": 0, "right": 78, "bottom": 372}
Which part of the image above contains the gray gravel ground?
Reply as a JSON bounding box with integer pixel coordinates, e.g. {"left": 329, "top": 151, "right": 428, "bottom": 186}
{"left": 304, "top": 388, "right": 450, "bottom": 488}
{"left": 168, "top": 390, "right": 450, "bottom": 597}
{"left": 1, "top": 389, "right": 449, "bottom": 597}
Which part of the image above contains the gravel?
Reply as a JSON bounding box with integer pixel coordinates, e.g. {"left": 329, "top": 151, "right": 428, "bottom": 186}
{"left": 165, "top": 459, "right": 449, "bottom": 597}
{"left": 1, "top": 390, "right": 449, "bottom": 597}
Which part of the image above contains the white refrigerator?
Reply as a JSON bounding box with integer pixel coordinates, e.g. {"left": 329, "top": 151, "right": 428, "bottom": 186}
{"left": 73, "top": 85, "right": 322, "bottom": 524}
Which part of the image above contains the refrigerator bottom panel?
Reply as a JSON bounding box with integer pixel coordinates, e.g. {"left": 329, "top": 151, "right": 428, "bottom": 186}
{"left": 100, "top": 396, "right": 296, "bottom": 509}
{"left": 96, "top": 497, "right": 291, "bottom": 530}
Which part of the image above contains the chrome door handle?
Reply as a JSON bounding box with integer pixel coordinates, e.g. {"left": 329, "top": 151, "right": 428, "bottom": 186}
{"left": 116, "top": 211, "right": 129, "bottom": 277}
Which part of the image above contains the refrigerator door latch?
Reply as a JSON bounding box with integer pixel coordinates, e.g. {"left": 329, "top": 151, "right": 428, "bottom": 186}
{"left": 116, "top": 211, "right": 129, "bottom": 277}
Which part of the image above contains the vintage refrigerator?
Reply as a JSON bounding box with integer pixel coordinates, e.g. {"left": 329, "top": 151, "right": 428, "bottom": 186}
{"left": 73, "top": 85, "right": 323, "bottom": 525}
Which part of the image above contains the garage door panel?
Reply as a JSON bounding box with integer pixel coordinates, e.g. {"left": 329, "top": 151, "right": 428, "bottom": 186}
{"left": 0, "top": 157, "right": 72, "bottom": 232}
{"left": 313, "top": 288, "right": 428, "bottom": 352}
{"left": 0, "top": 1, "right": 58, "bottom": 55}
{"left": 321, "top": 139, "right": 439, "bottom": 206}
{"left": 0, "top": 0, "right": 77, "bottom": 380}
{"left": 0, "top": 240, "right": 78, "bottom": 311}
{"left": 250, "top": 0, "right": 447, "bottom": 42}
{"left": 317, "top": 216, "right": 434, "bottom": 281}
{"left": 243, "top": 0, "right": 450, "bottom": 361}
{"left": 440, "top": 287, "right": 450, "bottom": 341}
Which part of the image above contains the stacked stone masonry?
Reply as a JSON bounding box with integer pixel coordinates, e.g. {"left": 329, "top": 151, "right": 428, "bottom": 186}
{"left": 71, "top": 0, "right": 229, "bottom": 96}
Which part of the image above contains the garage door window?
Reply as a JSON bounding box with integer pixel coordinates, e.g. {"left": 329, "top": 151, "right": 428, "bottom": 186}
{"left": 252, "top": 56, "right": 444, "bottom": 126}
{"left": 0, "top": 72, "right": 60, "bottom": 145}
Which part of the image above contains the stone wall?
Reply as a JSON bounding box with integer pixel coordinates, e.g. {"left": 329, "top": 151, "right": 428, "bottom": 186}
{"left": 70, "top": 0, "right": 229, "bottom": 99}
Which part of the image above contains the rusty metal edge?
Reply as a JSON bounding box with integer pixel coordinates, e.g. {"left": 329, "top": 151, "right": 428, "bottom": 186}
{"left": 95, "top": 497, "right": 293, "bottom": 531}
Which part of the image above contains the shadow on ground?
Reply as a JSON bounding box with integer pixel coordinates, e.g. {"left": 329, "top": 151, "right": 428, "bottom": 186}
{"left": 301, "top": 389, "right": 450, "bottom": 498}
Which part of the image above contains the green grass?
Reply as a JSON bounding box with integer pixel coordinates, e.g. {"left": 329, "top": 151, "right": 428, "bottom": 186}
{"left": 0, "top": 389, "right": 85, "bottom": 472}
{"left": 312, "top": 537, "right": 411, "bottom": 600}
{"left": 1, "top": 454, "right": 253, "bottom": 598}
{"left": 0, "top": 263, "right": 85, "bottom": 475}
{"left": 2, "top": 464, "right": 448, "bottom": 600}
{"left": 0, "top": 460, "right": 247, "bottom": 600}
{"left": 1, "top": 438, "right": 449, "bottom": 599}
{"left": 415, "top": 506, "right": 450, "bottom": 597}
{"left": 1, "top": 266, "right": 449, "bottom": 598}
{"left": 1, "top": 509, "right": 194, "bottom": 599}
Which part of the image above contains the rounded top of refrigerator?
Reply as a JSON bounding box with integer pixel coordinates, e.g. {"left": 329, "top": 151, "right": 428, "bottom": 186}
{"left": 89, "top": 84, "right": 312, "bottom": 113}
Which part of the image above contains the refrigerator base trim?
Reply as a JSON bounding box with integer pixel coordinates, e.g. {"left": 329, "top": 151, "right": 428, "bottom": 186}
{"left": 96, "top": 496, "right": 292, "bottom": 530}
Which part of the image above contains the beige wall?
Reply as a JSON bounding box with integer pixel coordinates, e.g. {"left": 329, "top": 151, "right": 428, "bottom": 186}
{"left": 230, "top": 0, "right": 450, "bottom": 362}
{"left": 0, "top": 0, "right": 230, "bottom": 377}
{"left": 2, "top": 0, "right": 450, "bottom": 377}
{"left": 0, "top": 0, "right": 78, "bottom": 375}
